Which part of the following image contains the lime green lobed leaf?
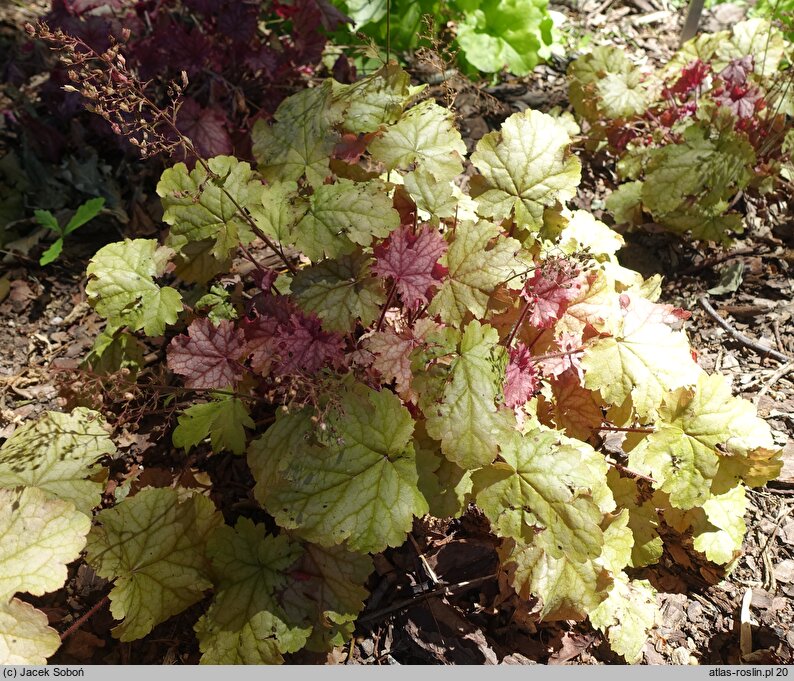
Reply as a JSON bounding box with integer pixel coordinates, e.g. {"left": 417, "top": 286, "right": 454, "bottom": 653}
{"left": 85, "top": 488, "right": 222, "bottom": 641}
{"left": 86, "top": 239, "right": 182, "bottom": 337}
{"left": 173, "top": 395, "right": 254, "bottom": 456}
{"left": 368, "top": 99, "right": 465, "bottom": 182}
{"left": 281, "top": 542, "right": 372, "bottom": 652}
{"left": 254, "top": 383, "right": 428, "bottom": 554}
{"left": 252, "top": 82, "right": 342, "bottom": 186}
{"left": 692, "top": 483, "right": 747, "bottom": 564}
{"left": 472, "top": 429, "right": 604, "bottom": 561}
{"left": 0, "top": 408, "right": 114, "bottom": 516}
{"left": 590, "top": 576, "right": 657, "bottom": 663}
{"left": 471, "top": 109, "right": 581, "bottom": 231}
{"left": 501, "top": 539, "right": 608, "bottom": 620}
{"left": 403, "top": 169, "right": 458, "bottom": 221}
{"left": 428, "top": 220, "right": 520, "bottom": 327}
{"left": 0, "top": 487, "right": 90, "bottom": 601}
{"left": 291, "top": 252, "right": 385, "bottom": 333}
{"left": 629, "top": 372, "right": 780, "bottom": 509}
{"left": 195, "top": 519, "right": 309, "bottom": 664}
{"left": 425, "top": 321, "right": 513, "bottom": 469}
{"left": 247, "top": 181, "right": 308, "bottom": 246}
{"left": 295, "top": 179, "right": 400, "bottom": 261}
{"left": 0, "top": 597, "right": 61, "bottom": 665}
{"left": 582, "top": 294, "right": 702, "bottom": 419}
{"left": 158, "top": 156, "right": 255, "bottom": 260}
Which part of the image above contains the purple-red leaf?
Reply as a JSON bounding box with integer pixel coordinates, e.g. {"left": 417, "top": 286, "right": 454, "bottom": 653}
{"left": 176, "top": 98, "right": 234, "bottom": 159}
{"left": 168, "top": 318, "right": 246, "bottom": 388}
{"left": 277, "top": 314, "right": 345, "bottom": 375}
{"left": 504, "top": 342, "right": 540, "bottom": 408}
{"left": 522, "top": 258, "right": 581, "bottom": 329}
{"left": 372, "top": 225, "right": 448, "bottom": 310}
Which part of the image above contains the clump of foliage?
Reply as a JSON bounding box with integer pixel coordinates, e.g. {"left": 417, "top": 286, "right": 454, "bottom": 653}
{"left": 1, "top": 0, "right": 348, "bottom": 254}
{"left": 330, "top": 0, "right": 558, "bottom": 76}
{"left": 3, "top": 63, "right": 782, "bottom": 665}
{"left": 567, "top": 19, "right": 794, "bottom": 244}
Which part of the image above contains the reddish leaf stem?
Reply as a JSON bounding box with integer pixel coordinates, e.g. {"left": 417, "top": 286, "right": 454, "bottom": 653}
{"left": 60, "top": 594, "right": 110, "bottom": 641}
{"left": 376, "top": 281, "right": 398, "bottom": 332}
{"left": 504, "top": 299, "right": 532, "bottom": 348}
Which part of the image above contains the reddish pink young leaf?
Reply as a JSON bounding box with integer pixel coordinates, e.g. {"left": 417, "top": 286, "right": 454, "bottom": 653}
{"left": 719, "top": 56, "right": 753, "bottom": 88}
{"left": 504, "top": 342, "right": 540, "bottom": 408}
{"left": 372, "top": 225, "right": 448, "bottom": 309}
{"left": 619, "top": 294, "right": 691, "bottom": 332}
{"left": 714, "top": 83, "right": 762, "bottom": 119}
{"left": 276, "top": 313, "right": 345, "bottom": 375}
{"left": 539, "top": 332, "right": 584, "bottom": 381}
{"left": 522, "top": 258, "right": 581, "bottom": 329}
{"left": 667, "top": 59, "right": 710, "bottom": 97}
{"left": 333, "top": 132, "right": 376, "bottom": 163}
{"left": 168, "top": 318, "right": 245, "bottom": 388}
{"left": 366, "top": 330, "right": 417, "bottom": 398}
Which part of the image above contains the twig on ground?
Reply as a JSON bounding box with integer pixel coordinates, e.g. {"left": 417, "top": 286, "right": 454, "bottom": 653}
{"left": 760, "top": 503, "right": 794, "bottom": 592}
{"left": 754, "top": 361, "right": 794, "bottom": 405}
{"left": 357, "top": 574, "right": 495, "bottom": 625}
{"left": 697, "top": 296, "right": 791, "bottom": 364}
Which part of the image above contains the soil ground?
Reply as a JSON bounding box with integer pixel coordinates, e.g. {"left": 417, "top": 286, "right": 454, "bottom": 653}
{"left": 1, "top": 0, "right": 793, "bottom": 665}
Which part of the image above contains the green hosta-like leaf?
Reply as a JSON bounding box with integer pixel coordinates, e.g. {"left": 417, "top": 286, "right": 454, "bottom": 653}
{"left": 0, "top": 598, "right": 61, "bottom": 665}
{"left": 291, "top": 252, "right": 385, "bottom": 332}
{"left": 333, "top": 63, "right": 422, "bottom": 133}
{"left": 629, "top": 373, "right": 779, "bottom": 509}
{"left": 173, "top": 395, "right": 254, "bottom": 456}
{"left": 642, "top": 126, "right": 754, "bottom": 219}
{"left": 472, "top": 429, "right": 604, "bottom": 560}
{"left": 501, "top": 539, "right": 608, "bottom": 620}
{"left": 428, "top": 221, "right": 520, "bottom": 327}
{"left": 251, "top": 383, "right": 428, "bottom": 554}
{"left": 455, "top": 0, "right": 554, "bottom": 76}
{"left": 425, "top": 321, "right": 512, "bottom": 469}
{"left": 252, "top": 82, "right": 341, "bottom": 186}
{"left": 247, "top": 180, "right": 308, "bottom": 246}
{"left": 0, "top": 486, "right": 90, "bottom": 601}
{"left": 471, "top": 110, "right": 581, "bottom": 231}
{"left": 158, "top": 156, "right": 255, "bottom": 260}
{"left": 295, "top": 179, "right": 400, "bottom": 261}
{"left": 281, "top": 543, "right": 372, "bottom": 652}
{"left": 590, "top": 576, "right": 657, "bottom": 663}
{"left": 195, "top": 519, "right": 309, "bottom": 664}
{"left": 368, "top": 99, "right": 465, "bottom": 182}
{"left": 85, "top": 488, "right": 222, "bottom": 641}
{"left": 86, "top": 239, "right": 182, "bottom": 337}
{"left": 582, "top": 294, "right": 702, "bottom": 419}
{"left": 0, "top": 408, "right": 114, "bottom": 517}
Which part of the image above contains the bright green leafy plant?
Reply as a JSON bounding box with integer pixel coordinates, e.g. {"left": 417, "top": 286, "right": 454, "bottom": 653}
{"left": 331, "top": 0, "right": 558, "bottom": 76}
{"left": 567, "top": 19, "right": 794, "bottom": 243}
{"left": 4, "top": 64, "right": 782, "bottom": 665}
{"left": 34, "top": 197, "right": 105, "bottom": 266}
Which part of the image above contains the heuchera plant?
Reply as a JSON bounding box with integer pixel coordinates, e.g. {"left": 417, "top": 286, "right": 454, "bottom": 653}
{"left": 1, "top": 64, "right": 783, "bottom": 664}
{"left": 567, "top": 19, "right": 794, "bottom": 244}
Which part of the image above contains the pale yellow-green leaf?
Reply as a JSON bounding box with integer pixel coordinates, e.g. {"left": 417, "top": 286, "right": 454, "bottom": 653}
{"left": 428, "top": 220, "right": 520, "bottom": 327}
{"left": 0, "top": 487, "right": 90, "bottom": 601}
{"left": 471, "top": 109, "right": 581, "bottom": 231}
{"left": 473, "top": 430, "right": 604, "bottom": 560}
{"left": 0, "top": 408, "right": 114, "bottom": 516}
{"left": 403, "top": 169, "right": 458, "bottom": 222}
{"left": 0, "top": 597, "right": 61, "bottom": 665}
{"left": 295, "top": 179, "right": 400, "bottom": 261}
{"left": 425, "top": 321, "right": 513, "bottom": 469}
{"left": 247, "top": 180, "right": 308, "bottom": 246}
{"left": 86, "top": 239, "right": 182, "bottom": 337}
{"left": 86, "top": 488, "right": 222, "bottom": 641}
{"left": 582, "top": 294, "right": 702, "bottom": 419}
{"left": 368, "top": 99, "right": 465, "bottom": 182}
{"left": 590, "top": 575, "right": 657, "bottom": 663}
{"left": 158, "top": 156, "right": 255, "bottom": 260}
